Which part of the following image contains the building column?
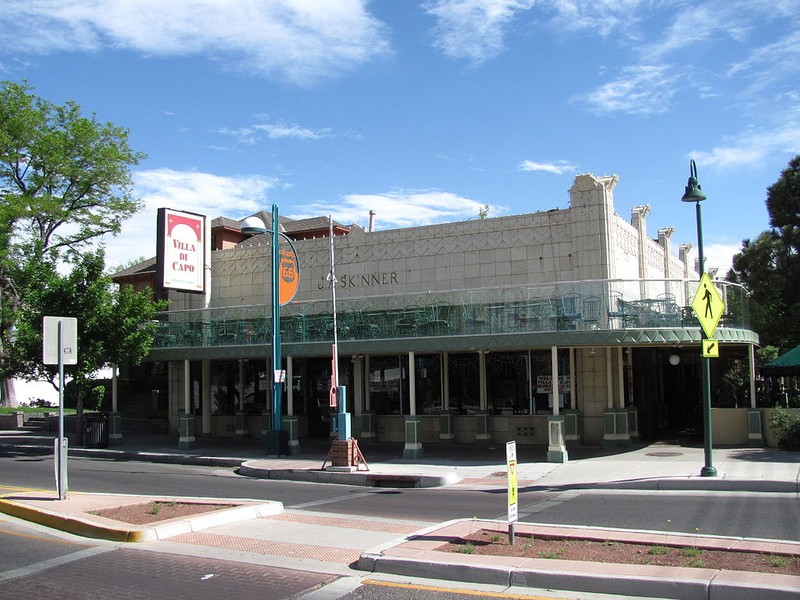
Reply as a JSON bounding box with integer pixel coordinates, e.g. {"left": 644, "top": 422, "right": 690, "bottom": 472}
{"left": 603, "top": 348, "right": 618, "bottom": 445}
{"left": 179, "top": 359, "right": 196, "bottom": 450}
{"left": 547, "top": 345, "right": 568, "bottom": 462}
{"left": 625, "top": 348, "right": 640, "bottom": 443}
{"left": 403, "top": 351, "right": 424, "bottom": 459}
{"left": 564, "top": 348, "right": 580, "bottom": 445}
{"left": 201, "top": 359, "right": 211, "bottom": 437}
{"left": 617, "top": 347, "right": 632, "bottom": 445}
{"left": 474, "top": 350, "right": 492, "bottom": 446}
{"left": 284, "top": 355, "right": 300, "bottom": 455}
{"left": 235, "top": 360, "right": 248, "bottom": 439}
{"left": 439, "top": 352, "right": 455, "bottom": 444}
{"left": 108, "top": 365, "right": 123, "bottom": 446}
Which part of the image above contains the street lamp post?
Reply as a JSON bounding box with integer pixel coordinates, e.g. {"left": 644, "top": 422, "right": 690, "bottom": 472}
{"left": 681, "top": 160, "right": 717, "bottom": 477}
{"left": 240, "top": 204, "right": 286, "bottom": 456}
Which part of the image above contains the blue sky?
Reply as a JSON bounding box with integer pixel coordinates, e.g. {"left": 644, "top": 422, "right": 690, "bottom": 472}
{"left": 2, "top": 0, "right": 799, "bottom": 276}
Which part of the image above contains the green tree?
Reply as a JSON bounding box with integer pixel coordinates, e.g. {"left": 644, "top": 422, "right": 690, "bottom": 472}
{"left": 0, "top": 80, "right": 146, "bottom": 406}
{"left": 8, "top": 251, "right": 165, "bottom": 438}
{"left": 0, "top": 81, "right": 144, "bottom": 405}
{"left": 729, "top": 155, "right": 800, "bottom": 351}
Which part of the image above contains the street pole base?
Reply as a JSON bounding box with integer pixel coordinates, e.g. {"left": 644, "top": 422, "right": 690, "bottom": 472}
{"left": 700, "top": 466, "right": 718, "bottom": 477}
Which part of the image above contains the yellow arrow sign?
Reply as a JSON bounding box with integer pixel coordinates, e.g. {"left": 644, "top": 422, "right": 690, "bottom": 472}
{"left": 702, "top": 339, "right": 719, "bottom": 358}
{"left": 691, "top": 273, "right": 725, "bottom": 338}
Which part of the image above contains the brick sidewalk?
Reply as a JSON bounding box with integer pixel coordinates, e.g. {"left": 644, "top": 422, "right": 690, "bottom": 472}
{"left": 0, "top": 547, "right": 335, "bottom": 600}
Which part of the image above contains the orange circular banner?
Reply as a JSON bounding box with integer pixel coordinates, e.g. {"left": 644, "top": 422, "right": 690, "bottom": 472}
{"left": 278, "top": 247, "right": 299, "bottom": 305}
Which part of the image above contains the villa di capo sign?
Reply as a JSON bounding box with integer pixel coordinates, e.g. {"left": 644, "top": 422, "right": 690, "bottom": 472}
{"left": 156, "top": 208, "right": 206, "bottom": 294}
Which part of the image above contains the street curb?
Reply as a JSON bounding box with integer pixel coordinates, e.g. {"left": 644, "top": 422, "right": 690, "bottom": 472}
{"left": 0, "top": 497, "right": 283, "bottom": 543}
{"left": 360, "top": 554, "right": 800, "bottom": 600}
{"left": 238, "top": 460, "right": 458, "bottom": 488}
{"left": 358, "top": 519, "right": 800, "bottom": 600}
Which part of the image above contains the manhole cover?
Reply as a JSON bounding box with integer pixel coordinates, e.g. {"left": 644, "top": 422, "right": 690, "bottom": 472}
{"left": 645, "top": 451, "right": 683, "bottom": 457}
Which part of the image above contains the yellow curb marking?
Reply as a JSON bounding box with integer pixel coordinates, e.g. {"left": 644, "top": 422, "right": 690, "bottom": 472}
{"left": 362, "top": 579, "right": 572, "bottom": 599}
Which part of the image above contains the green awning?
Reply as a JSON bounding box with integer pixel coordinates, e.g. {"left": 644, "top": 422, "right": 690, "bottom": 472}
{"left": 762, "top": 345, "right": 800, "bottom": 377}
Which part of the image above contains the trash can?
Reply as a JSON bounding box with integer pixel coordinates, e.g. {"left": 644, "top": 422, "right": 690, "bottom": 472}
{"left": 85, "top": 413, "right": 109, "bottom": 448}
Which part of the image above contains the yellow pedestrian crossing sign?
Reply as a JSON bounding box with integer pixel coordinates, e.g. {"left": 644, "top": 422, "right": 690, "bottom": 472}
{"left": 691, "top": 273, "right": 725, "bottom": 338}
{"left": 702, "top": 339, "right": 719, "bottom": 358}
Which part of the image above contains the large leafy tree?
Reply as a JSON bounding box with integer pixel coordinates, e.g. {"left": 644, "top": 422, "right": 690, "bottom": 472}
{"left": 729, "top": 155, "right": 800, "bottom": 351}
{"left": 10, "top": 251, "right": 165, "bottom": 412}
{"left": 0, "top": 81, "right": 146, "bottom": 406}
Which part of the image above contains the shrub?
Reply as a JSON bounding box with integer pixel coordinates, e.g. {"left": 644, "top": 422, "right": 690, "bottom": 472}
{"left": 769, "top": 406, "right": 800, "bottom": 451}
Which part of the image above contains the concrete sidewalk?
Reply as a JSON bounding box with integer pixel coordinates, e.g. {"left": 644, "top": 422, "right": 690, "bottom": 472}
{"left": 2, "top": 431, "right": 800, "bottom": 598}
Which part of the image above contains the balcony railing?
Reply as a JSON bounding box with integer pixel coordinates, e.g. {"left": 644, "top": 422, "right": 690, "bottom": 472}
{"left": 151, "top": 278, "right": 752, "bottom": 349}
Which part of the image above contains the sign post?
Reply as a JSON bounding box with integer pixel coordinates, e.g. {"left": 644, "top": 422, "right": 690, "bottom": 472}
{"left": 43, "top": 316, "right": 78, "bottom": 500}
{"left": 506, "top": 440, "right": 518, "bottom": 544}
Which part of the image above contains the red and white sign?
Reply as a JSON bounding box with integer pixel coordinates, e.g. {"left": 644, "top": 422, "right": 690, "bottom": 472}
{"left": 156, "top": 208, "right": 206, "bottom": 293}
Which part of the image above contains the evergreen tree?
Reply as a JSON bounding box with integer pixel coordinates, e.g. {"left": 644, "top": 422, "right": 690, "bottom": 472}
{"left": 729, "top": 156, "right": 800, "bottom": 351}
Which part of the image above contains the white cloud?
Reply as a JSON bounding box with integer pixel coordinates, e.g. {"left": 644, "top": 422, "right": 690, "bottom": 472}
{"left": 644, "top": 1, "right": 799, "bottom": 62}
{"left": 703, "top": 242, "right": 740, "bottom": 276}
{"left": 292, "top": 189, "right": 498, "bottom": 229}
{"left": 253, "top": 123, "right": 331, "bottom": 141}
{"left": 730, "top": 30, "right": 800, "bottom": 75}
{"left": 578, "top": 64, "right": 679, "bottom": 116}
{"left": 424, "top": 0, "right": 535, "bottom": 64}
{"left": 519, "top": 160, "right": 577, "bottom": 175}
{"left": 215, "top": 120, "right": 332, "bottom": 147}
{"left": 102, "top": 169, "right": 279, "bottom": 268}
{"left": 0, "top": 0, "right": 390, "bottom": 84}
{"left": 543, "top": 0, "right": 652, "bottom": 38}
{"left": 689, "top": 121, "right": 800, "bottom": 169}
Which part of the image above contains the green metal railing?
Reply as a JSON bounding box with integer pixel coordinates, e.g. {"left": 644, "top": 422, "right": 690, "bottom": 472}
{"left": 151, "top": 278, "right": 752, "bottom": 349}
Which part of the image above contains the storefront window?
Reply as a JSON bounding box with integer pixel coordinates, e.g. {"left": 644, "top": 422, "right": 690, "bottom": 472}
{"left": 416, "top": 354, "right": 442, "bottom": 414}
{"left": 369, "top": 355, "right": 409, "bottom": 415}
{"left": 486, "top": 352, "right": 529, "bottom": 414}
{"left": 210, "top": 360, "right": 237, "bottom": 414}
{"left": 241, "top": 361, "right": 268, "bottom": 415}
{"left": 449, "top": 353, "right": 480, "bottom": 414}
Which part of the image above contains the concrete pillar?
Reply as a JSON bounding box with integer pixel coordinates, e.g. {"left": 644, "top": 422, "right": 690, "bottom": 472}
{"left": 548, "top": 346, "right": 568, "bottom": 462}
{"left": 547, "top": 415, "right": 568, "bottom": 463}
{"left": 439, "top": 352, "right": 455, "bottom": 444}
{"left": 235, "top": 360, "right": 248, "bottom": 439}
{"left": 201, "top": 359, "right": 211, "bottom": 437}
{"left": 616, "top": 347, "right": 631, "bottom": 445}
{"left": 108, "top": 365, "right": 123, "bottom": 446}
{"left": 404, "top": 351, "right": 423, "bottom": 458}
{"left": 285, "top": 356, "right": 299, "bottom": 454}
{"left": 179, "top": 359, "right": 196, "bottom": 450}
{"left": 603, "top": 348, "right": 618, "bottom": 446}
{"left": 475, "top": 350, "right": 492, "bottom": 445}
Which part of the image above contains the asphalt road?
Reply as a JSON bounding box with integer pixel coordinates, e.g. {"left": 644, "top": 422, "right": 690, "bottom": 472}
{"left": 2, "top": 453, "right": 798, "bottom": 541}
{"left": 2, "top": 452, "right": 798, "bottom": 600}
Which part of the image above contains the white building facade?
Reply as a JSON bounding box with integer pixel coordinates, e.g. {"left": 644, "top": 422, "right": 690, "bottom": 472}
{"left": 125, "top": 173, "right": 760, "bottom": 459}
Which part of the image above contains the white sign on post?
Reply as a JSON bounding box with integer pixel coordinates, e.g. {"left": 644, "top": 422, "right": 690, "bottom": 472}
{"left": 42, "top": 316, "right": 77, "bottom": 500}
{"left": 43, "top": 316, "right": 78, "bottom": 365}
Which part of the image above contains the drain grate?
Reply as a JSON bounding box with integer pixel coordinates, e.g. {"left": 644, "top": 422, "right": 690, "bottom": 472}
{"left": 645, "top": 451, "right": 684, "bottom": 457}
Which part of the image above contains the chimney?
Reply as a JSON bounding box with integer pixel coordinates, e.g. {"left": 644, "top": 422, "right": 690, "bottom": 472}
{"left": 368, "top": 210, "right": 376, "bottom": 233}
